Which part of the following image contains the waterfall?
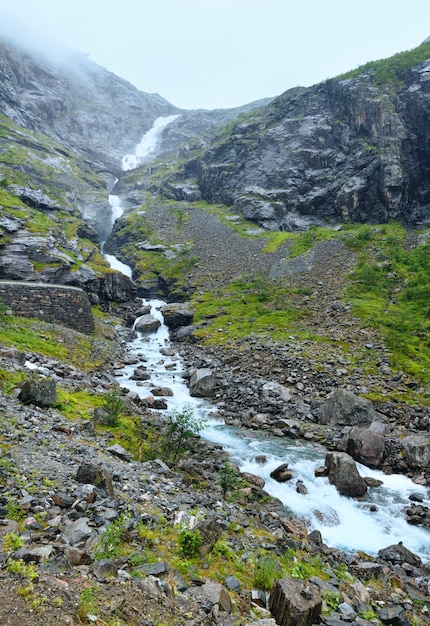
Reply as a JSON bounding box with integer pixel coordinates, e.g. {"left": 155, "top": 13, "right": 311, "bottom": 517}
{"left": 121, "top": 115, "right": 180, "bottom": 171}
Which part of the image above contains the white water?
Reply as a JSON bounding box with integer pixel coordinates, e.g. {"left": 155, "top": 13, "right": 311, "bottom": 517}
{"left": 121, "top": 115, "right": 180, "bottom": 171}
{"left": 103, "top": 115, "right": 430, "bottom": 562}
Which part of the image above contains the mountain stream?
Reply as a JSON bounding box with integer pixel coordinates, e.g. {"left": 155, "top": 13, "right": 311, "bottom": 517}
{"left": 104, "top": 117, "right": 430, "bottom": 561}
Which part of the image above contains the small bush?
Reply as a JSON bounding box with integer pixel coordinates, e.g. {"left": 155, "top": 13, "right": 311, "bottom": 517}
{"left": 100, "top": 384, "right": 125, "bottom": 427}
{"left": 161, "top": 405, "right": 205, "bottom": 464}
{"left": 177, "top": 528, "right": 202, "bottom": 557}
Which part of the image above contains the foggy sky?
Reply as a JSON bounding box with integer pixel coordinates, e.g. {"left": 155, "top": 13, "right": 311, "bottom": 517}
{"left": 0, "top": 0, "right": 429, "bottom": 110}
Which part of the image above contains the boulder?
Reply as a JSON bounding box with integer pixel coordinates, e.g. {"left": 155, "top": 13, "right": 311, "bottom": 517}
{"left": 402, "top": 435, "right": 430, "bottom": 470}
{"left": 378, "top": 542, "right": 422, "bottom": 567}
{"left": 318, "top": 388, "right": 375, "bottom": 426}
{"left": 324, "top": 451, "right": 367, "bottom": 497}
{"left": 19, "top": 377, "right": 57, "bottom": 407}
{"left": 159, "top": 302, "right": 194, "bottom": 329}
{"left": 345, "top": 425, "right": 385, "bottom": 468}
{"left": 270, "top": 463, "right": 294, "bottom": 483}
{"left": 189, "top": 368, "right": 215, "bottom": 397}
{"left": 134, "top": 314, "right": 161, "bottom": 333}
{"left": 75, "top": 463, "right": 114, "bottom": 497}
{"left": 269, "top": 578, "right": 322, "bottom": 626}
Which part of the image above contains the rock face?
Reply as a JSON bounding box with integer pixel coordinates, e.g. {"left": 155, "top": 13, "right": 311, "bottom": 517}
{"left": 0, "top": 37, "right": 179, "bottom": 172}
{"left": 324, "top": 451, "right": 368, "bottom": 497}
{"left": 177, "top": 45, "right": 430, "bottom": 229}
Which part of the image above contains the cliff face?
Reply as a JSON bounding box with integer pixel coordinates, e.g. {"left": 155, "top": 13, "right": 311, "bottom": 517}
{"left": 177, "top": 50, "right": 430, "bottom": 229}
{"left": 0, "top": 38, "right": 179, "bottom": 172}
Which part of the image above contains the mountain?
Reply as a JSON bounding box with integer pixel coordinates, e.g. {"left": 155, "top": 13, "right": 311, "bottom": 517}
{"left": 152, "top": 41, "right": 430, "bottom": 230}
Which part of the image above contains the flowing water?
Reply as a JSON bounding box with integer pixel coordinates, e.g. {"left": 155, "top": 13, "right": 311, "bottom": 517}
{"left": 104, "top": 117, "right": 430, "bottom": 561}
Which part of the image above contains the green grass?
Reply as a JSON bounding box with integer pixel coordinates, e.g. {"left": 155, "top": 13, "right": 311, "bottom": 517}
{"left": 337, "top": 41, "right": 430, "bottom": 87}
{"left": 344, "top": 222, "right": 430, "bottom": 388}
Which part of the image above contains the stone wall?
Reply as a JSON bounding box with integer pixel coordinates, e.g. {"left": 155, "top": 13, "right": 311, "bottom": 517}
{"left": 0, "top": 281, "right": 94, "bottom": 334}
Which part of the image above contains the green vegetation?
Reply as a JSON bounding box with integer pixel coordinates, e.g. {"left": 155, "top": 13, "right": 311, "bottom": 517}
{"left": 93, "top": 513, "right": 131, "bottom": 560}
{"left": 344, "top": 222, "right": 430, "bottom": 386}
{"left": 160, "top": 405, "right": 205, "bottom": 464}
{"left": 177, "top": 528, "right": 202, "bottom": 557}
{"left": 99, "top": 383, "right": 125, "bottom": 427}
{"left": 191, "top": 275, "right": 309, "bottom": 345}
{"left": 337, "top": 40, "right": 430, "bottom": 87}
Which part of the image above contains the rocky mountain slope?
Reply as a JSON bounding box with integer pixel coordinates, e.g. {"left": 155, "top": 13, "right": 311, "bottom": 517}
{"left": 151, "top": 41, "right": 430, "bottom": 230}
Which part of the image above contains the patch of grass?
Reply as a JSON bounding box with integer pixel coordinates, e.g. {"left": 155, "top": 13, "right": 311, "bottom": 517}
{"left": 337, "top": 41, "right": 430, "bottom": 88}
{"left": 344, "top": 222, "right": 430, "bottom": 388}
{"left": 191, "top": 277, "right": 307, "bottom": 345}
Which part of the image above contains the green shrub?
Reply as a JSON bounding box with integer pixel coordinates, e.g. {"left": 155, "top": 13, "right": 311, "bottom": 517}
{"left": 100, "top": 384, "right": 125, "bottom": 427}
{"left": 161, "top": 405, "right": 205, "bottom": 464}
{"left": 253, "top": 557, "right": 279, "bottom": 590}
{"left": 177, "top": 528, "right": 202, "bottom": 557}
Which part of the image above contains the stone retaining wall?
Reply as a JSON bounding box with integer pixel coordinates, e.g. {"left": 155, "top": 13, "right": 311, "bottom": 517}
{"left": 0, "top": 281, "right": 94, "bottom": 334}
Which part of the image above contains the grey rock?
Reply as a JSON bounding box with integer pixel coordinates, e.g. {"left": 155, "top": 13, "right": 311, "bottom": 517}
{"left": 269, "top": 578, "right": 322, "bottom": 626}
{"left": 318, "top": 389, "right": 375, "bottom": 426}
{"left": 160, "top": 302, "right": 194, "bottom": 329}
{"left": 325, "top": 451, "right": 367, "bottom": 497}
{"left": 134, "top": 314, "right": 161, "bottom": 333}
{"left": 62, "top": 517, "right": 94, "bottom": 546}
{"left": 345, "top": 425, "right": 385, "bottom": 468}
{"left": 189, "top": 368, "right": 215, "bottom": 397}
{"left": 402, "top": 435, "right": 430, "bottom": 470}
{"left": 378, "top": 542, "right": 422, "bottom": 568}
{"left": 18, "top": 377, "right": 57, "bottom": 408}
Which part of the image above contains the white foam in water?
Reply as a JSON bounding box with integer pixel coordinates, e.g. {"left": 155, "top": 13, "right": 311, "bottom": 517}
{"left": 121, "top": 115, "right": 180, "bottom": 171}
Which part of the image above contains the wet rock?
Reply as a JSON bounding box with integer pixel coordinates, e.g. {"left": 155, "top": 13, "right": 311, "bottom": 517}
{"left": 150, "top": 386, "right": 174, "bottom": 396}
{"left": 324, "top": 452, "right": 367, "bottom": 497}
{"left": 270, "top": 463, "right": 293, "bottom": 483}
{"left": 134, "top": 314, "right": 161, "bottom": 332}
{"left": 189, "top": 368, "right": 215, "bottom": 397}
{"left": 345, "top": 425, "right": 385, "bottom": 468}
{"left": 318, "top": 389, "right": 375, "bottom": 426}
{"left": 269, "top": 578, "right": 322, "bottom": 626}
{"left": 159, "top": 303, "right": 194, "bottom": 329}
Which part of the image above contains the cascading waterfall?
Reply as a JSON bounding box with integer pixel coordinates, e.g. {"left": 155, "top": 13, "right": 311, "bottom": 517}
{"left": 103, "top": 116, "right": 430, "bottom": 561}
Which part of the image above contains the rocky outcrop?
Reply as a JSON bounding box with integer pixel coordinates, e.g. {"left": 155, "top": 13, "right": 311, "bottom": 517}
{"left": 318, "top": 388, "right": 376, "bottom": 426}
{"left": 174, "top": 45, "right": 430, "bottom": 229}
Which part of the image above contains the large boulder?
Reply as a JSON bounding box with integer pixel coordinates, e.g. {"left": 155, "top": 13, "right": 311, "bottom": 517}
{"left": 324, "top": 451, "right": 367, "bottom": 497}
{"left": 159, "top": 303, "right": 194, "bottom": 329}
{"left": 345, "top": 425, "right": 385, "bottom": 468}
{"left": 378, "top": 542, "right": 422, "bottom": 568}
{"left": 402, "top": 435, "right": 430, "bottom": 471}
{"left": 269, "top": 578, "right": 322, "bottom": 626}
{"left": 318, "top": 388, "right": 376, "bottom": 426}
{"left": 189, "top": 368, "right": 215, "bottom": 397}
{"left": 134, "top": 314, "right": 161, "bottom": 333}
{"left": 19, "top": 377, "right": 57, "bottom": 407}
